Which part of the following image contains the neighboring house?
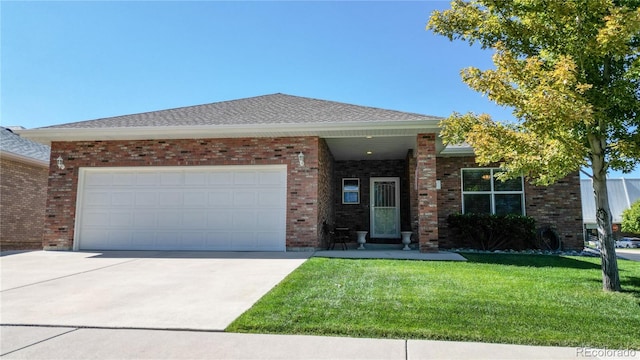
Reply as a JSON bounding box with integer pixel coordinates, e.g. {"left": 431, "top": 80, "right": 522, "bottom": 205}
{"left": 581, "top": 178, "right": 640, "bottom": 238}
{"left": 18, "top": 94, "right": 583, "bottom": 252}
{"left": 0, "top": 127, "right": 51, "bottom": 250}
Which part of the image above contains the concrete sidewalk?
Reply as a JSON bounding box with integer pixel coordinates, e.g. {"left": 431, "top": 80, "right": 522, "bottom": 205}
{"left": 1, "top": 325, "right": 599, "bottom": 360}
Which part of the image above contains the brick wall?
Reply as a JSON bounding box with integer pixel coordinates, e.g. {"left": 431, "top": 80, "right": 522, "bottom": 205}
{"left": 436, "top": 156, "right": 468, "bottom": 249}
{"left": 0, "top": 157, "right": 48, "bottom": 250}
{"left": 525, "top": 172, "right": 583, "bottom": 250}
{"left": 44, "top": 137, "right": 321, "bottom": 251}
{"left": 416, "top": 134, "right": 438, "bottom": 252}
{"left": 316, "top": 138, "right": 335, "bottom": 249}
{"left": 407, "top": 150, "right": 418, "bottom": 235}
{"left": 333, "top": 159, "right": 408, "bottom": 242}
{"left": 436, "top": 156, "right": 583, "bottom": 250}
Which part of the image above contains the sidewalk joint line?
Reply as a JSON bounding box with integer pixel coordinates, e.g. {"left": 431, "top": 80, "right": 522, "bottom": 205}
{"left": 0, "top": 323, "right": 226, "bottom": 333}
{"left": 0, "top": 258, "right": 142, "bottom": 293}
{"left": 0, "top": 327, "right": 78, "bottom": 357}
{"left": 405, "top": 339, "right": 409, "bottom": 360}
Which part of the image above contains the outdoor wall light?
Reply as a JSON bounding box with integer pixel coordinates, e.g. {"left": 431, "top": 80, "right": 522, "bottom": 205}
{"left": 298, "top": 151, "right": 305, "bottom": 167}
{"left": 56, "top": 155, "right": 65, "bottom": 170}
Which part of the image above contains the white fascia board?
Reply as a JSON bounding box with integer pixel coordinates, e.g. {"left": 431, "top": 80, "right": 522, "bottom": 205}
{"left": 0, "top": 150, "right": 49, "bottom": 167}
{"left": 16, "top": 120, "right": 443, "bottom": 145}
{"left": 438, "top": 144, "right": 475, "bottom": 156}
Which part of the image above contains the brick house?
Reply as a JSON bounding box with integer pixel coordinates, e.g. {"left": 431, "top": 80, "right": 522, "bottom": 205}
{"left": 19, "top": 94, "right": 583, "bottom": 252}
{"left": 0, "top": 127, "right": 51, "bottom": 250}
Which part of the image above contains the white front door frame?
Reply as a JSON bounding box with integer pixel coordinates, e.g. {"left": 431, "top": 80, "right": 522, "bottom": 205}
{"left": 370, "top": 177, "right": 401, "bottom": 239}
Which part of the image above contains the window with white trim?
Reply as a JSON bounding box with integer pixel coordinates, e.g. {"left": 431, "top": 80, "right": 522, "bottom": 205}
{"left": 461, "top": 168, "right": 525, "bottom": 215}
{"left": 342, "top": 178, "right": 360, "bottom": 204}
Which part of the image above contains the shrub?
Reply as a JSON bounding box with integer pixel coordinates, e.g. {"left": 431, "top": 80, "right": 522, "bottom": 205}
{"left": 621, "top": 199, "right": 640, "bottom": 234}
{"left": 447, "top": 213, "right": 537, "bottom": 251}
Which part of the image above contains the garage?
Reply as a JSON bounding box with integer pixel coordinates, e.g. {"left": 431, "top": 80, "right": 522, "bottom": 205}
{"left": 75, "top": 165, "right": 287, "bottom": 251}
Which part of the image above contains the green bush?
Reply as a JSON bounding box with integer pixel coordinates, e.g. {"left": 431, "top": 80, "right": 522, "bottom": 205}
{"left": 621, "top": 199, "right": 640, "bottom": 234}
{"left": 447, "top": 213, "right": 537, "bottom": 250}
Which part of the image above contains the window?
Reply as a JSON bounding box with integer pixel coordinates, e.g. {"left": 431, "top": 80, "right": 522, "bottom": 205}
{"left": 461, "top": 169, "right": 524, "bottom": 215}
{"left": 342, "top": 178, "right": 360, "bottom": 204}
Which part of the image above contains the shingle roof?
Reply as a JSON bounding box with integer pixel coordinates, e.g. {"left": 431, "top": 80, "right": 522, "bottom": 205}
{"left": 41, "top": 93, "right": 441, "bottom": 129}
{"left": 0, "top": 127, "right": 50, "bottom": 163}
{"left": 581, "top": 178, "right": 640, "bottom": 224}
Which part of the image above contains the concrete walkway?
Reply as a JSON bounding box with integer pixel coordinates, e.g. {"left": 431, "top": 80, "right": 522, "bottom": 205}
{"left": 314, "top": 243, "right": 467, "bottom": 261}
{"left": 315, "top": 249, "right": 467, "bottom": 261}
{"left": 1, "top": 325, "right": 598, "bottom": 360}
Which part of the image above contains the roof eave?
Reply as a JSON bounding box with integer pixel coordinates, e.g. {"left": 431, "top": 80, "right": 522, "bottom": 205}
{"left": 16, "top": 121, "right": 443, "bottom": 145}
{"left": 0, "top": 150, "right": 49, "bottom": 167}
{"left": 438, "top": 145, "right": 475, "bottom": 156}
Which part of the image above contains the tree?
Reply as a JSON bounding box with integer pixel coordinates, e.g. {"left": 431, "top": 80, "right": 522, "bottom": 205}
{"left": 621, "top": 199, "right": 640, "bottom": 234}
{"left": 427, "top": 0, "right": 640, "bottom": 291}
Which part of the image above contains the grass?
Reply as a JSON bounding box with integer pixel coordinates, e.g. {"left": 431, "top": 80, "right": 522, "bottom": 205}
{"left": 226, "top": 253, "right": 640, "bottom": 349}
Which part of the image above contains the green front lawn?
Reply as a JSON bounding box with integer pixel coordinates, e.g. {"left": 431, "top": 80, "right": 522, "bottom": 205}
{"left": 227, "top": 254, "right": 640, "bottom": 349}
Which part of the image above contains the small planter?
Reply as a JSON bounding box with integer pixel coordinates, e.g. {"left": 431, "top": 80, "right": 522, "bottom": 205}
{"left": 401, "top": 231, "right": 413, "bottom": 251}
{"left": 356, "top": 231, "right": 368, "bottom": 250}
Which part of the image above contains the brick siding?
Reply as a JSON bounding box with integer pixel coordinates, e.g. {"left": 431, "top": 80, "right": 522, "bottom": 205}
{"left": 44, "top": 137, "right": 321, "bottom": 251}
{"left": 41, "top": 135, "right": 584, "bottom": 252}
{"left": 407, "top": 150, "right": 418, "bottom": 236}
{"left": 416, "top": 134, "right": 438, "bottom": 252}
{"left": 0, "top": 157, "right": 48, "bottom": 250}
{"left": 316, "top": 139, "right": 335, "bottom": 249}
{"left": 525, "top": 172, "right": 583, "bottom": 250}
{"left": 436, "top": 156, "right": 583, "bottom": 250}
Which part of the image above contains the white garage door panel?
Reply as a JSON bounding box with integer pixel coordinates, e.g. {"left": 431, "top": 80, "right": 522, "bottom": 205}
{"left": 77, "top": 165, "right": 287, "bottom": 251}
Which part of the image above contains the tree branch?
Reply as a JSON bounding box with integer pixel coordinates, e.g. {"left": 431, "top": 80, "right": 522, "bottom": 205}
{"left": 580, "top": 168, "right": 593, "bottom": 178}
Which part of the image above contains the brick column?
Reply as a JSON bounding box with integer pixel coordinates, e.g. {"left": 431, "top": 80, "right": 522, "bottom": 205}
{"left": 406, "top": 150, "right": 419, "bottom": 235}
{"left": 43, "top": 144, "right": 76, "bottom": 250}
{"left": 416, "top": 134, "right": 438, "bottom": 252}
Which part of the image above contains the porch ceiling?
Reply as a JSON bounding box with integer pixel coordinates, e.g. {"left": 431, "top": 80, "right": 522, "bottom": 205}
{"left": 325, "top": 136, "right": 446, "bottom": 161}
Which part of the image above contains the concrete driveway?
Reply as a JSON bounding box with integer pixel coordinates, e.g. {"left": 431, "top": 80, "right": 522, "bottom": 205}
{"left": 0, "top": 251, "right": 310, "bottom": 331}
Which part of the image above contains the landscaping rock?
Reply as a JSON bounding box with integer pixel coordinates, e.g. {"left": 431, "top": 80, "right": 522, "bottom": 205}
{"left": 448, "top": 247, "right": 601, "bottom": 257}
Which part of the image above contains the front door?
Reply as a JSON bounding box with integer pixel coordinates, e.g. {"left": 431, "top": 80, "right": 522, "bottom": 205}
{"left": 370, "top": 177, "right": 400, "bottom": 238}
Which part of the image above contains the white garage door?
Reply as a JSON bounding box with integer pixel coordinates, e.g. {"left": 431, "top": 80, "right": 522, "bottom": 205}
{"left": 76, "top": 165, "right": 287, "bottom": 251}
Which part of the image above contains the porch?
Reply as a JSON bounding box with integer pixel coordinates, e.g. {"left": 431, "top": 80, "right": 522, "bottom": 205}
{"left": 321, "top": 133, "right": 440, "bottom": 252}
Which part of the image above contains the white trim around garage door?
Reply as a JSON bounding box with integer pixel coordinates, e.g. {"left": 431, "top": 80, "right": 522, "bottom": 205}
{"left": 74, "top": 165, "right": 287, "bottom": 251}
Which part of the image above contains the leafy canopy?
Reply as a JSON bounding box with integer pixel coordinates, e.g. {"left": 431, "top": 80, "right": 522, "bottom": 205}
{"left": 428, "top": 0, "right": 640, "bottom": 185}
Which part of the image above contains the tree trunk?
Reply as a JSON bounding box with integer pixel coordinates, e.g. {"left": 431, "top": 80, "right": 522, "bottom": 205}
{"left": 590, "top": 138, "right": 621, "bottom": 292}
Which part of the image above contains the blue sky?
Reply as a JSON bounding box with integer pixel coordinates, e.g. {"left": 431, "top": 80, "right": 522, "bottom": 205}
{"left": 2, "top": 1, "right": 637, "bottom": 178}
